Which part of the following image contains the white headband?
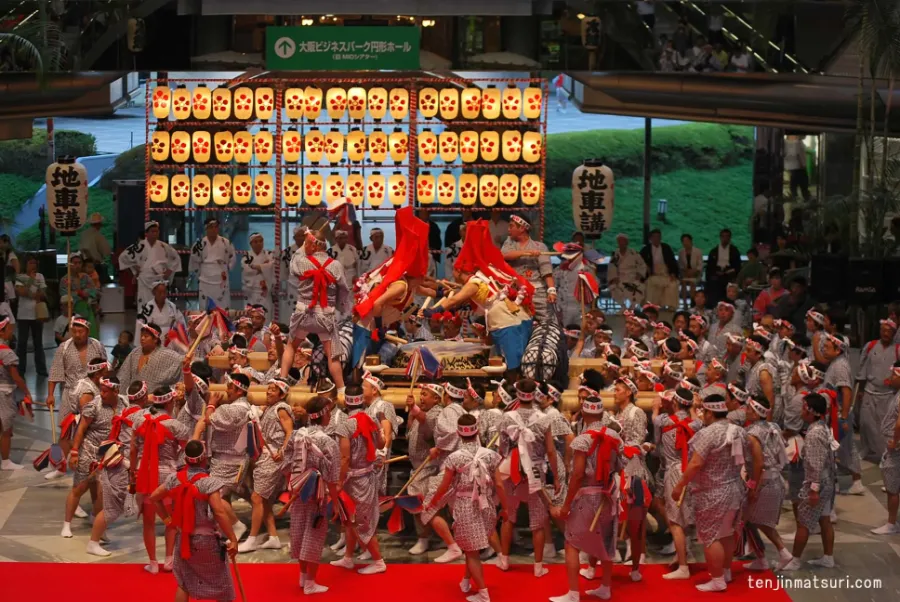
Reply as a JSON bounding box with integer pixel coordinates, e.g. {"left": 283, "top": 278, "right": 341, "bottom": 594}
{"left": 547, "top": 384, "right": 562, "bottom": 403}
{"left": 444, "top": 381, "right": 466, "bottom": 399}
{"left": 702, "top": 398, "right": 728, "bottom": 412}
{"left": 127, "top": 381, "right": 148, "bottom": 401}
{"left": 581, "top": 397, "right": 604, "bottom": 414}
{"left": 87, "top": 361, "right": 109, "bottom": 374}
{"left": 457, "top": 423, "right": 479, "bottom": 437}
{"left": 249, "top": 232, "right": 264, "bottom": 243}
{"left": 144, "top": 220, "right": 159, "bottom": 231}
{"left": 225, "top": 373, "right": 249, "bottom": 392}
{"left": 465, "top": 378, "right": 484, "bottom": 404}
{"left": 345, "top": 393, "right": 365, "bottom": 406}
{"left": 140, "top": 322, "right": 161, "bottom": 340}
{"left": 99, "top": 377, "right": 119, "bottom": 390}
{"left": 152, "top": 389, "right": 175, "bottom": 405}
{"left": 515, "top": 382, "right": 536, "bottom": 401}
{"left": 806, "top": 310, "right": 825, "bottom": 326}
{"left": 71, "top": 317, "right": 91, "bottom": 330}
{"left": 491, "top": 380, "right": 514, "bottom": 405}
{"left": 616, "top": 377, "right": 638, "bottom": 396}
{"left": 192, "top": 374, "right": 209, "bottom": 395}
{"left": 749, "top": 398, "right": 768, "bottom": 418}
{"left": 728, "top": 383, "right": 749, "bottom": 403}
{"left": 510, "top": 215, "right": 531, "bottom": 230}
{"left": 681, "top": 379, "right": 700, "bottom": 393}
{"left": 673, "top": 388, "right": 694, "bottom": 406}
{"left": 272, "top": 378, "right": 290, "bottom": 396}
{"left": 420, "top": 383, "right": 445, "bottom": 397}
{"left": 363, "top": 371, "right": 384, "bottom": 392}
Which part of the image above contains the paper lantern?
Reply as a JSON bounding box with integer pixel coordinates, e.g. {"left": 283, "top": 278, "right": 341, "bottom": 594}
{"left": 389, "top": 88, "right": 409, "bottom": 121}
{"left": 368, "top": 87, "right": 388, "bottom": 121}
{"left": 458, "top": 173, "right": 478, "bottom": 206}
{"left": 148, "top": 173, "right": 168, "bottom": 203}
{"left": 438, "top": 131, "right": 458, "bottom": 163}
{"left": 523, "top": 86, "right": 543, "bottom": 120}
{"left": 233, "top": 131, "right": 253, "bottom": 164}
{"left": 522, "top": 131, "right": 542, "bottom": 163}
{"left": 324, "top": 129, "right": 344, "bottom": 164}
{"left": 305, "top": 129, "right": 324, "bottom": 163}
{"left": 346, "top": 129, "right": 366, "bottom": 163}
{"left": 326, "top": 87, "right": 347, "bottom": 121}
{"left": 212, "top": 174, "right": 232, "bottom": 206}
{"left": 212, "top": 86, "right": 231, "bottom": 120}
{"left": 254, "top": 86, "right": 275, "bottom": 121}
{"left": 191, "top": 130, "right": 212, "bottom": 164}
{"left": 233, "top": 173, "right": 253, "bottom": 204}
{"left": 172, "top": 85, "right": 191, "bottom": 120}
{"left": 418, "top": 129, "right": 438, "bottom": 164}
{"left": 479, "top": 174, "right": 499, "bottom": 207}
{"left": 304, "top": 86, "right": 323, "bottom": 121}
{"left": 520, "top": 174, "right": 541, "bottom": 205}
{"left": 347, "top": 86, "right": 367, "bottom": 121}
{"left": 572, "top": 161, "right": 615, "bottom": 237}
{"left": 480, "top": 130, "right": 500, "bottom": 162}
{"left": 284, "top": 88, "right": 304, "bottom": 122}
{"left": 233, "top": 87, "right": 254, "bottom": 120}
{"left": 502, "top": 85, "right": 522, "bottom": 120}
{"left": 150, "top": 128, "right": 170, "bottom": 162}
{"left": 304, "top": 172, "right": 323, "bottom": 206}
{"left": 170, "top": 130, "right": 190, "bottom": 164}
{"left": 482, "top": 85, "right": 501, "bottom": 120}
{"left": 461, "top": 87, "right": 482, "bottom": 119}
{"left": 214, "top": 131, "right": 234, "bottom": 163}
{"left": 459, "top": 130, "right": 479, "bottom": 163}
{"left": 282, "top": 171, "right": 302, "bottom": 205}
{"left": 416, "top": 173, "right": 435, "bottom": 204}
{"left": 437, "top": 171, "right": 456, "bottom": 205}
{"left": 439, "top": 88, "right": 459, "bottom": 120}
{"left": 419, "top": 87, "right": 439, "bottom": 119}
{"left": 254, "top": 172, "right": 274, "bottom": 206}
{"left": 254, "top": 129, "right": 274, "bottom": 164}
{"left": 192, "top": 84, "right": 212, "bottom": 120}
{"left": 191, "top": 174, "right": 211, "bottom": 206}
{"left": 170, "top": 174, "right": 190, "bottom": 206}
{"left": 282, "top": 128, "right": 302, "bottom": 164}
{"left": 151, "top": 85, "right": 171, "bottom": 120}
{"left": 388, "top": 172, "right": 407, "bottom": 206}
{"left": 347, "top": 172, "right": 365, "bottom": 206}
{"left": 366, "top": 172, "right": 386, "bottom": 207}
{"left": 326, "top": 172, "right": 345, "bottom": 204}
{"left": 501, "top": 130, "right": 522, "bottom": 162}
{"left": 389, "top": 129, "right": 408, "bottom": 163}
{"left": 368, "top": 129, "right": 388, "bottom": 164}
{"left": 499, "top": 174, "right": 519, "bottom": 206}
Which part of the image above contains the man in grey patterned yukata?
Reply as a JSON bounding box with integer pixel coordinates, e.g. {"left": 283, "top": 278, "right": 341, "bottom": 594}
{"left": 742, "top": 334, "right": 779, "bottom": 418}
{"left": 117, "top": 322, "right": 184, "bottom": 394}
{"left": 537, "top": 381, "right": 572, "bottom": 560}
{"left": 405, "top": 382, "right": 444, "bottom": 556}
{"left": 0, "top": 315, "right": 32, "bottom": 471}
{"left": 502, "top": 215, "right": 557, "bottom": 321}
{"left": 856, "top": 319, "right": 900, "bottom": 461}
{"left": 822, "top": 332, "right": 863, "bottom": 495}
{"left": 871, "top": 362, "right": 900, "bottom": 535}
{"left": 708, "top": 301, "right": 743, "bottom": 357}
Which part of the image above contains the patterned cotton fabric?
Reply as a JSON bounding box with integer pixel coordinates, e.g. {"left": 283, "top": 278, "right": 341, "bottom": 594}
{"left": 797, "top": 420, "right": 837, "bottom": 529}
{"left": 444, "top": 440, "right": 502, "bottom": 551}
{"left": 653, "top": 411, "right": 702, "bottom": 526}
{"left": 252, "top": 402, "right": 292, "bottom": 499}
{"left": 334, "top": 412, "right": 384, "bottom": 545}
{"left": 48, "top": 338, "right": 107, "bottom": 419}
{"left": 745, "top": 420, "right": 787, "bottom": 528}
{"left": 117, "top": 346, "right": 184, "bottom": 394}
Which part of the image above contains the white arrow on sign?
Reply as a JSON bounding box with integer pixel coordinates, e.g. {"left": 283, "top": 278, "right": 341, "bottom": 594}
{"left": 274, "top": 37, "right": 296, "bottom": 59}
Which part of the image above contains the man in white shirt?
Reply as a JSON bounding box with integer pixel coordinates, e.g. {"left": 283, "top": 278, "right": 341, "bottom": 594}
{"left": 358, "top": 228, "right": 394, "bottom": 275}
{"left": 328, "top": 229, "right": 359, "bottom": 288}
{"left": 607, "top": 233, "right": 648, "bottom": 308}
{"left": 704, "top": 228, "right": 741, "bottom": 305}
{"left": 137, "top": 280, "right": 184, "bottom": 342}
{"left": 785, "top": 135, "right": 811, "bottom": 201}
{"left": 118, "top": 220, "right": 181, "bottom": 311}
{"left": 678, "top": 233, "right": 704, "bottom": 308}
{"left": 639, "top": 228, "right": 680, "bottom": 309}
{"left": 489, "top": 209, "right": 509, "bottom": 248}
{"left": 188, "top": 217, "right": 236, "bottom": 309}
{"left": 241, "top": 232, "right": 275, "bottom": 316}
{"left": 636, "top": 0, "right": 656, "bottom": 31}
{"left": 280, "top": 225, "right": 305, "bottom": 321}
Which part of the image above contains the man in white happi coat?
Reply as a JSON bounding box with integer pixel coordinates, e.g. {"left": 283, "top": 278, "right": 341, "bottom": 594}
{"left": 358, "top": 227, "right": 394, "bottom": 275}
{"left": 327, "top": 229, "right": 359, "bottom": 288}
{"left": 241, "top": 232, "right": 275, "bottom": 316}
{"left": 502, "top": 214, "right": 557, "bottom": 321}
{"left": 137, "top": 280, "right": 184, "bottom": 342}
{"left": 118, "top": 220, "right": 181, "bottom": 311}
{"left": 279, "top": 226, "right": 305, "bottom": 320}
{"left": 189, "top": 218, "right": 236, "bottom": 309}
{"left": 856, "top": 318, "right": 900, "bottom": 460}
{"left": 607, "top": 233, "right": 647, "bottom": 309}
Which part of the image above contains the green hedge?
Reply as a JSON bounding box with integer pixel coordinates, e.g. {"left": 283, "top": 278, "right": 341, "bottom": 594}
{"left": 15, "top": 186, "right": 116, "bottom": 252}
{"left": 0, "top": 174, "right": 43, "bottom": 226}
{"left": 98, "top": 144, "right": 146, "bottom": 191}
{"left": 0, "top": 130, "right": 98, "bottom": 180}
{"left": 546, "top": 123, "right": 754, "bottom": 189}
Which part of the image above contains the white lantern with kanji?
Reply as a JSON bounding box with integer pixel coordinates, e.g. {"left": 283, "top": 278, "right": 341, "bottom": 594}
{"left": 192, "top": 84, "right": 212, "bottom": 120}
{"left": 499, "top": 173, "right": 519, "bottom": 205}
{"left": 212, "top": 85, "right": 232, "bottom": 120}
{"left": 482, "top": 85, "right": 501, "bottom": 120}
{"left": 416, "top": 173, "right": 436, "bottom": 204}
{"left": 233, "top": 173, "right": 252, "bottom": 204}
{"left": 438, "top": 131, "right": 458, "bottom": 163}
{"left": 346, "top": 129, "right": 366, "bottom": 163}
{"left": 170, "top": 173, "right": 190, "bottom": 207}
{"left": 283, "top": 172, "right": 302, "bottom": 205}
{"left": 233, "top": 87, "right": 254, "bottom": 120}
{"left": 347, "top": 172, "right": 365, "bottom": 206}
{"left": 388, "top": 172, "right": 407, "bottom": 206}
{"left": 172, "top": 85, "right": 191, "bottom": 120}
{"left": 368, "top": 129, "right": 388, "bottom": 164}
{"left": 214, "top": 131, "right": 234, "bottom": 163}
{"left": 255, "top": 172, "right": 274, "bottom": 206}
{"left": 148, "top": 173, "right": 168, "bottom": 203}
{"left": 213, "top": 174, "right": 232, "bottom": 206}
{"left": 150, "top": 128, "right": 170, "bottom": 162}
{"left": 233, "top": 131, "right": 253, "bottom": 164}
{"left": 170, "top": 131, "right": 191, "bottom": 164}
{"left": 254, "top": 86, "right": 275, "bottom": 121}
{"left": 254, "top": 129, "right": 274, "bottom": 164}
{"left": 304, "top": 86, "right": 323, "bottom": 121}
{"left": 437, "top": 171, "right": 456, "bottom": 205}
{"left": 151, "top": 86, "right": 171, "bottom": 120}
{"left": 304, "top": 172, "right": 323, "bottom": 206}
{"left": 419, "top": 87, "right": 439, "bottom": 119}
{"left": 367, "top": 172, "right": 386, "bottom": 207}
{"left": 439, "top": 88, "right": 459, "bottom": 120}
{"left": 284, "top": 87, "right": 304, "bottom": 121}
{"left": 523, "top": 85, "right": 543, "bottom": 120}
{"left": 305, "top": 129, "right": 324, "bottom": 163}
{"left": 571, "top": 161, "right": 614, "bottom": 237}
{"left": 192, "top": 131, "right": 212, "bottom": 163}
{"left": 389, "top": 88, "right": 409, "bottom": 121}
{"left": 502, "top": 84, "right": 522, "bottom": 119}
{"left": 479, "top": 174, "right": 499, "bottom": 207}
{"left": 367, "top": 87, "right": 388, "bottom": 121}
{"left": 480, "top": 130, "right": 499, "bottom": 162}
{"left": 191, "top": 174, "right": 211, "bottom": 206}
{"left": 347, "top": 86, "right": 367, "bottom": 121}
{"left": 502, "top": 130, "right": 522, "bottom": 162}
{"left": 282, "top": 128, "right": 302, "bottom": 164}
{"left": 326, "top": 172, "right": 345, "bottom": 204}
{"left": 520, "top": 173, "right": 541, "bottom": 205}
{"left": 324, "top": 129, "right": 344, "bottom": 164}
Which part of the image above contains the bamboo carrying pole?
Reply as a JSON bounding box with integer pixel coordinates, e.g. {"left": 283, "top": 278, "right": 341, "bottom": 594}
{"left": 231, "top": 556, "right": 247, "bottom": 602}
{"left": 66, "top": 237, "right": 73, "bottom": 322}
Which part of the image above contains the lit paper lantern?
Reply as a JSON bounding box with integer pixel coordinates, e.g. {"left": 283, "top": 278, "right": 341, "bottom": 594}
{"left": 233, "top": 87, "right": 254, "bottom": 120}
{"left": 150, "top": 128, "right": 170, "bottom": 162}
{"left": 347, "top": 86, "right": 367, "bottom": 121}
{"left": 233, "top": 173, "right": 253, "bottom": 204}
{"left": 282, "top": 128, "right": 302, "bottom": 164}
{"left": 482, "top": 85, "right": 501, "bottom": 120}
{"left": 437, "top": 171, "right": 456, "bottom": 205}
{"left": 458, "top": 173, "right": 478, "bottom": 206}
{"left": 170, "top": 130, "right": 191, "bottom": 164}
{"left": 255, "top": 172, "right": 274, "bottom": 206}
{"left": 148, "top": 173, "right": 168, "bottom": 203}
{"left": 389, "top": 129, "right": 408, "bottom": 163}
{"left": 212, "top": 86, "right": 231, "bottom": 120}
{"left": 439, "top": 88, "right": 459, "bottom": 120}
{"left": 459, "top": 131, "right": 479, "bottom": 163}
{"left": 347, "top": 172, "right": 365, "bottom": 206}
{"left": 418, "top": 129, "right": 438, "bottom": 164}
{"left": 254, "top": 86, "right": 275, "bottom": 121}
{"left": 419, "top": 87, "right": 439, "bottom": 119}
{"left": 368, "top": 129, "right": 388, "bottom": 164}
{"left": 438, "top": 131, "right": 458, "bottom": 163}
{"left": 501, "top": 130, "right": 522, "bottom": 162}
{"left": 523, "top": 86, "right": 543, "bottom": 120}
{"left": 283, "top": 171, "right": 302, "bottom": 205}
{"left": 388, "top": 172, "right": 407, "bottom": 206}
{"left": 212, "top": 174, "right": 232, "bottom": 206}
{"left": 367, "top": 172, "right": 386, "bottom": 207}
{"left": 368, "top": 87, "right": 388, "bottom": 121}
{"left": 192, "top": 84, "right": 212, "bottom": 120}
{"left": 522, "top": 131, "right": 542, "bottom": 163}
{"left": 170, "top": 174, "right": 190, "bottom": 206}
{"left": 151, "top": 85, "right": 171, "bottom": 120}
{"left": 389, "top": 88, "right": 409, "bottom": 121}
{"left": 304, "top": 172, "right": 323, "bottom": 206}
{"left": 499, "top": 174, "right": 519, "bottom": 205}
{"left": 461, "top": 87, "right": 482, "bottom": 119}
{"left": 326, "top": 172, "right": 345, "bottom": 204}
{"left": 172, "top": 85, "right": 191, "bottom": 120}
{"left": 479, "top": 174, "right": 499, "bottom": 207}
{"left": 324, "top": 129, "right": 344, "bottom": 164}
{"left": 480, "top": 130, "right": 499, "bottom": 162}
{"left": 326, "top": 87, "right": 347, "bottom": 121}
{"left": 191, "top": 130, "right": 212, "bottom": 163}
{"left": 520, "top": 174, "right": 541, "bottom": 205}
{"left": 233, "top": 131, "right": 253, "bottom": 164}
{"left": 416, "top": 173, "right": 435, "bottom": 204}
{"left": 284, "top": 88, "right": 304, "bottom": 122}
{"left": 346, "top": 129, "right": 366, "bottom": 162}
{"left": 192, "top": 174, "right": 211, "bottom": 206}
{"left": 502, "top": 85, "right": 522, "bottom": 119}
{"left": 254, "top": 129, "right": 274, "bottom": 164}
{"left": 214, "top": 131, "right": 234, "bottom": 163}
{"left": 304, "top": 86, "right": 323, "bottom": 121}
{"left": 305, "top": 129, "right": 324, "bottom": 163}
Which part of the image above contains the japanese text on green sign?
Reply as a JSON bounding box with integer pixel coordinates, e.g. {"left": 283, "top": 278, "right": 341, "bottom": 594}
{"left": 266, "top": 26, "right": 420, "bottom": 70}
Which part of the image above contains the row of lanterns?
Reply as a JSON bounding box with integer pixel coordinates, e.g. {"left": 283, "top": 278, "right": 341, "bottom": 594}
{"left": 147, "top": 171, "right": 541, "bottom": 207}
{"left": 418, "top": 85, "right": 542, "bottom": 121}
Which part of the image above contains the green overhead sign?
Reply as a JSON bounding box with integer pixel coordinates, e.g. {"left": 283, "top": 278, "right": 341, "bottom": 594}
{"left": 266, "top": 26, "right": 420, "bottom": 70}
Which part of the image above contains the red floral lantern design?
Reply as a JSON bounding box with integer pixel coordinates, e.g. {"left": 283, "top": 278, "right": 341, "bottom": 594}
{"left": 437, "top": 171, "right": 456, "bottom": 205}
{"left": 419, "top": 87, "right": 439, "bottom": 119}
{"left": 324, "top": 129, "right": 344, "bottom": 164}
{"left": 461, "top": 87, "right": 482, "bottom": 119}
{"left": 520, "top": 174, "right": 541, "bottom": 205}
{"left": 213, "top": 174, "right": 232, "bottom": 206}
{"left": 282, "top": 128, "right": 302, "bottom": 164}
{"left": 212, "top": 86, "right": 231, "bottom": 120}
{"left": 254, "top": 129, "right": 274, "bottom": 164}
{"left": 502, "top": 85, "right": 522, "bottom": 120}
{"left": 368, "top": 129, "right": 388, "bottom": 164}
{"left": 438, "top": 131, "right": 458, "bottom": 163}
{"left": 347, "top": 86, "right": 366, "bottom": 121}
{"left": 233, "top": 131, "right": 253, "bottom": 164}
{"left": 366, "top": 172, "right": 386, "bottom": 207}
{"left": 172, "top": 85, "right": 191, "bottom": 120}
{"left": 233, "top": 173, "right": 252, "bottom": 204}
{"left": 417, "top": 129, "right": 438, "bottom": 164}
{"left": 233, "top": 87, "right": 254, "bottom": 121}
{"left": 284, "top": 88, "right": 304, "bottom": 122}
{"left": 214, "top": 131, "right": 234, "bottom": 163}
{"left": 499, "top": 174, "right": 519, "bottom": 205}
{"left": 282, "top": 172, "right": 302, "bottom": 205}
{"left": 502, "top": 130, "right": 522, "bottom": 162}
{"left": 151, "top": 86, "right": 171, "bottom": 120}
{"left": 416, "top": 173, "right": 436, "bottom": 204}
{"left": 459, "top": 130, "right": 479, "bottom": 163}
{"left": 389, "top": 129, "right": 408, "bottom": 163}
{"left": 305, "top": 129, "right": 325, "bottom": 164}
{"left": 388, "top": 172, "right": 407, "bottom": 206}
{"left": 150, "top": 128, "right": 170, "bottom": 162}
{"left": 479, "top": 174, "right": 499, "bottom": 207}
{"left": 170, "top": 131, "right": 190, "bottom": 164}
{"left": 255, "top": 172, "right": 274, "bottom": 206}
{"left": 191, "top": 174, "right": 211, "bottom": 206}
{"left": 191, "top": 131, "right": 212, "bottom": 163}
{"left": 148, "top": 174, "right": 168, "bottom": 203}
{"left": 522, "top": 131, "right": 542, "bottom": 163}
{"left": 304, "top": 172, "right": 323, "bottom": 206}
{"left": 389, "top": 88, "right": 409, "bottom": 121}
{"left": 458, "top": 173, "right": 478, "bottom": 205}
{"left": 254, "top": 86, "right": 275, "bottom": 121}
{"left": 481, "top": 85, "right": 501, "bottom": 120}
{"left": 346, "top": 129, "right": 366, "bottom": 163}
{"left": 346, "top": 172, "right": 365, "bottom": 206}
{"left": 367, "top": 87, "right": 388, "bottom": 121}
{"left": 170, "top": 174, "right": 190, "bottom": 206}
{"left": 439, "top": 88, "right": 459, "bottom": 120}
{"left": 304, "top": 86, "right": 323, "bottom": 121}
{"left": 326, "top": 172, "right": 345, "bottom": 204}
{"left": 479, "top": 130, "right": 499, "bottom": 162}
{"left": 192, "top": 84, "right": 211, "bottom": 120}
{"left": 326, "top": 87, "right": 348, "bottom": 121}
{"left": 523, "top": 85, "right": 543, "bottom": 120}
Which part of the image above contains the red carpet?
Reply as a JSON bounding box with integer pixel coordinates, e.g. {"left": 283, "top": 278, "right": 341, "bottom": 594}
{"left": 0, "top": 562, "right": 793, "bottom": 601}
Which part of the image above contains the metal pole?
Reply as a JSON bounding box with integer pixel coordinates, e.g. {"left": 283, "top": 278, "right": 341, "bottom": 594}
{"left": 643, "top": 117, "right": 652, "bottom": 245}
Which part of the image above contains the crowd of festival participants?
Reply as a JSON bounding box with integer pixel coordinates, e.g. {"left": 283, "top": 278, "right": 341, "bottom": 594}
{"left": 4, "top": 206, "right": 900, "bottom": 602}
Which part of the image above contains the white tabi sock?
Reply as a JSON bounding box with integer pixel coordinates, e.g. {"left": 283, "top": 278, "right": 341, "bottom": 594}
{"left": 86, "top": 541, "right": 111, "bottom": 557}
{"left": 60, "top": 522, "right": 73, "bottom": 538}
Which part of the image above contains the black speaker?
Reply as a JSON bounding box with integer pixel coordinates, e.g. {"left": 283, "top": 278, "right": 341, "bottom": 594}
{"left": 113, "top": 181, "right": 147, "bottom": 251}
{"left": 883, "top": 258, "right": 900, "bottom": 302}
{"left": 810, "top": 254, "right": 847, "bottom": 302}
{"left": 847, "top": 258, "right": 884, "bottom": 306}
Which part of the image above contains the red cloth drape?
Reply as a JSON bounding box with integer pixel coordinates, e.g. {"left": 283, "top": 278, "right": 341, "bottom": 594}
{"left": 661, "top": 416, "right": 696, "bottom": 471}
{"left": 302, "top": 256, "right": 337, "bottom": 308}
{"left": 135, "top": 414, "right": 174, "bottom": 495}
{"left": 350, "top": 412, "right": 379, "bottom": 462}
{"left": 585, "top": 427, "right": 618, "bottom": 484}
{"left": 168, "top": 469, "right": 210, "bottom": 559}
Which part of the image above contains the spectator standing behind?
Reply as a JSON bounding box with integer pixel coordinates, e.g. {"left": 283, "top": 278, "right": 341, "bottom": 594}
{"left": 640, "top": 229, "right": 680, "bottom": 309}
{"left": 110, "top": 330, "right": 134, "bottom": 374}
{"left": 707, "top": 5, "right": 725, "bottom": 44}
{"left": 14, "top": 255, "right": 47, "bottom": 376}
{"left": 607, "top": 233, "right": 648, "bottom": 309}
{"left": 672, "top": 20, "right": 692, "bottom": 56}
{"left": 784, "top": 135, "right": 811, "bottom": 201}
{"left": 712, "top": 44, "right": 729, "bottom": 70}
{"left": 658, "top": 40, "right": 679, "bottom": 72}
{"left": 678, "top": 233, "right": 704, "bottom": 306}
{"left": 79, "top": 213, "right": 112, "bottom": 283}
{"left": 705, "top": 228, "right": 742, "bottom": 304}
{"left": 753, "top": 268, "right": 788, "bottom": 321}
{"left": 60, "top": 254, "right": 99, "bottom": 339}
{"left": 736, "top": 248, "right": 767, "bottom": 291}
{"left": 636, "top": 0, "right": 656, "bottom": 32}
{"left": 54, "top": 296, "right": 71, "bottom": 345}
{"left": 730, "top": 47, "right": 753, "bottom": 72}
{"left": 774, "top": 277, "right": 814, "bottom": 333}
{"left": 553, "top": 73, "right": 567, "bottom": 113}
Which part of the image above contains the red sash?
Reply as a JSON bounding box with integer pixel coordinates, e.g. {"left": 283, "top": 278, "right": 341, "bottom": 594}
{"left": 109, "top": 405, "right": 143, "bottom": 443}
{"left": 816, "top": 387, "right": 841, "bottom": 440}
{"left": 301, "top": 255, "right": 336, "bottom": 308}
{"left": 135, "top": 413, "right": 174, "bottom": 495}
{"left": 350, "top": 412, "right": 379, "bottom": 462}
{"left": 622, "top": 445, "right": 642, "bottom": 459}
{"left": 661, "top": 416, "right": 696, "bottom": 471}
{"left": 168, "top": 469, "right": 210, "bottom": 559}
{"left": 586, "top": 427, "right": 618, "bottom": 484}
